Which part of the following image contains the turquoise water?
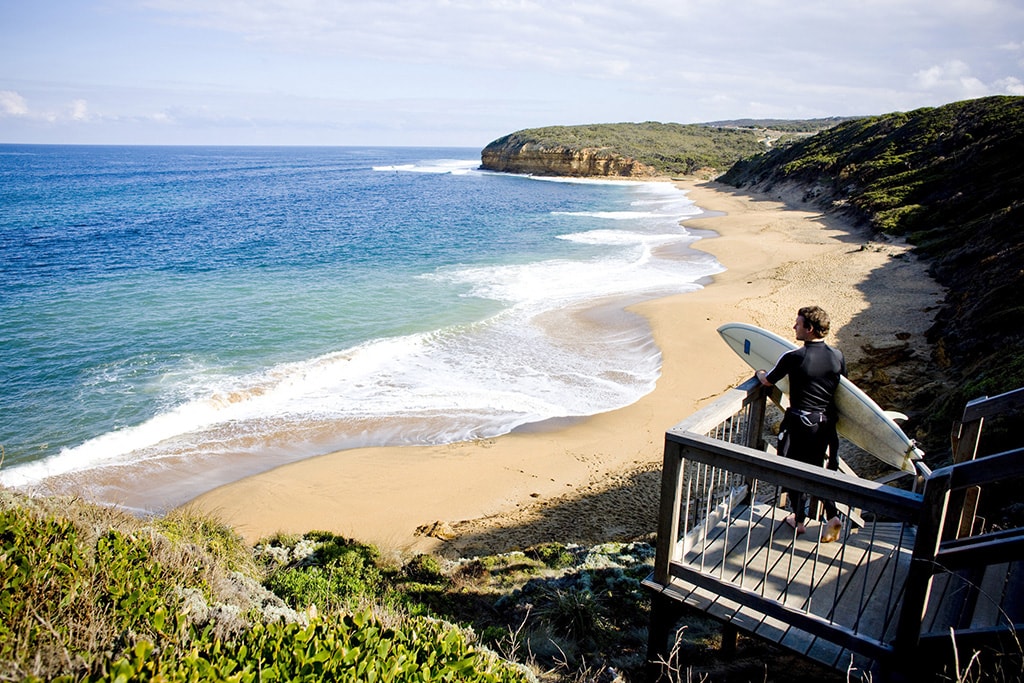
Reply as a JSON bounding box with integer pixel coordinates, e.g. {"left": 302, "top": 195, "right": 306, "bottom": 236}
{"left": 0, "top": 145, "right": 721, "bottom": 509}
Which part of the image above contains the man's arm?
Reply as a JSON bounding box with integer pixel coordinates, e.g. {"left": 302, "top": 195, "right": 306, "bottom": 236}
{"left": 759, "top": 349, "right": 796, "bottom": 387}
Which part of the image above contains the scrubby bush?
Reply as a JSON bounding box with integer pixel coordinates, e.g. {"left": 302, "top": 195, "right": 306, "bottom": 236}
{"left": 525, "top": 542, "right": 576, "bottom": 569}
{"left": 403, "top": 553, "right": 446, "bottom": 584}
{"left": 0, "top": 493, "right": 533, "bottom": 682}
{"left": 262, "top": 531, "right": 386, "bottom": 612}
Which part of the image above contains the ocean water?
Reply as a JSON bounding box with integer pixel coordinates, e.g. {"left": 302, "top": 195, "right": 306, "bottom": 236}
{"left": 0, "top": 145, "right": 722, "bottom": 511}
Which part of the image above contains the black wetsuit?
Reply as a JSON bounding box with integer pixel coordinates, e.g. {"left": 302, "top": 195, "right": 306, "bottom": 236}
{"left": 767, "top": 340, "right": 846, "bottom": 524}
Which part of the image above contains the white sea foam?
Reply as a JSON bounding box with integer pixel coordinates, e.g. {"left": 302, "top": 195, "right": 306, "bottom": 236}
{"left": 0, "top": 305, "right": 663, "bottom": 486}
{"left": 554, "top": 210, "right": 666, "bottom": 220}
{"left": 558, "top": 229, "right": 697, "bottom": 247}
{"left": 372, "top": 159, "right": 480, "bottom": 174}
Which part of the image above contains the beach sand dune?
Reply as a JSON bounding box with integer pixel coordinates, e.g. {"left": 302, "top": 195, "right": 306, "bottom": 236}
{"left": 187, "top": 180, "right": 943, "bottom": 558}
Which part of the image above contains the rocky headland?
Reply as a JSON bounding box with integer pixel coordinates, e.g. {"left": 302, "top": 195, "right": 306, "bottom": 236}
{"left": 480, "top": 138, "right": 658, "bottom": 177}
{"left": 478, "top": 121, "right": 820, "bottom": 178}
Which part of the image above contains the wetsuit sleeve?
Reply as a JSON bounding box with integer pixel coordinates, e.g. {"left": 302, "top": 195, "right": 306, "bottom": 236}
{"left": 765, "top": 350, "right": 794, "bottom": 387}
{"left": 765, "top": 349, "right": 799, "bottom": 386}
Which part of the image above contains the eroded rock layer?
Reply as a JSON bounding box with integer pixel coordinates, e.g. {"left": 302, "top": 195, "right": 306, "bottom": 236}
{"left": 481, "top": 142, "right": 657, "bottom": 178}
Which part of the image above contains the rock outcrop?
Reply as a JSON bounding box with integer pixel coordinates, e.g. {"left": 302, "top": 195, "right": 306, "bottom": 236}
{"left": 481, "top": 139, "right": 657, "bottom": 178}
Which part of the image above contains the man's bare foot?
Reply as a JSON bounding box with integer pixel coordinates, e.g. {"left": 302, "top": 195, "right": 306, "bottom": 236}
{"left": 785, "top": 514, "right": 806, "bottom": 534}
{"left": 821, "top": 516, "right": 842, "bottom": 543}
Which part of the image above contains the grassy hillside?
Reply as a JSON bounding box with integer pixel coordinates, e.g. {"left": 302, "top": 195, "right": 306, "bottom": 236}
{"left": 720, "top": 96, "right": 1024, "bottom": 451}
{"left": 482, "top": 121, "right": 835, "bottom": 176}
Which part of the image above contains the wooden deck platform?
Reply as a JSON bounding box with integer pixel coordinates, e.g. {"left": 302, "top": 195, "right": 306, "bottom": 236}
{"left": 644, "top": 499, "right": 915, "bottom": 673}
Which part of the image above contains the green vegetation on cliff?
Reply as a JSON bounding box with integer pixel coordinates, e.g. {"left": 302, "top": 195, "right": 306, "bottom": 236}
{"left": 720, "top": 96, "right": 1024, "bottom": 449}
{"left": 0, "top": 491, "right": 531, "bottom": 682}
{"left": 482, "top": 121, "right": 835, "bottom": 176}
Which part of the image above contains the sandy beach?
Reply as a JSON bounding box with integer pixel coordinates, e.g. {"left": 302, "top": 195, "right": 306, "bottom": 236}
{"left": 187, "top": 179, "right": 943, "bottom": 559}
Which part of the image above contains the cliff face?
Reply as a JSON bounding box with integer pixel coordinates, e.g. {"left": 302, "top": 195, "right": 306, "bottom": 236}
{"left": 481, "top": 141, "right": 658, "bottom": 178}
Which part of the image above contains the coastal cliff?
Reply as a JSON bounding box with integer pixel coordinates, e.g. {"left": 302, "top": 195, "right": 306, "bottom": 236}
{"left": 481, "top": 137, "right": 658, "bottom": 177}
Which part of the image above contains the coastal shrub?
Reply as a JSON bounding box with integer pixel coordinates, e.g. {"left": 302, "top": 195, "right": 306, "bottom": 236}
{"left": 525, "top": 542, "right": 576, "bottom": 569}
{"left": 0, "top": 494, "right": 534, "bottom": 682}
{"left": 263, "top": 532, "right": 387, "bottom": 611}
{"left": 535, "top": 586, "right": 608, "bottom": 644}
{"left": 781, "top": 153, "right": 837, "bottom": 175}
{"left": 0, "top": 504, "right": 191, "bottom": 680}
{"left": 403, "top": 553, "right": 446, "bottom": 584}
{"left": 93, "top": 611, "right": 531, "bottom": 683}
{"left": 874, "top": 204, "right": 927, "bottom": 233}
{"left": 95, "top": 529, "right": 180, "bottom": 637}
{"left": 154, "top": 506, "right": 255, "bottom": 574}
{"left": 0, "top": 509, "right": 89, "bottom": 674}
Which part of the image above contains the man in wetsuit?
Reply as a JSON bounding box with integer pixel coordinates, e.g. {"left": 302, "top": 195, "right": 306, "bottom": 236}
{"left": 756, "top": 306, "right": 845, "bottom": 542}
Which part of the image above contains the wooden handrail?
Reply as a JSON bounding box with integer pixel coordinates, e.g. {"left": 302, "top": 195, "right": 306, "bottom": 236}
{"left": 935, "top": 527, "right": 1024, "bottom": 569}
{"left": 669, "top": 376, "right": 763, "bottom": 435}
{"left": 961, "top": 386, "right": 1024, "bottom": 423}
{"left": 666, "top": 431, "right": 923, "bottom": 522}
{"left": 936, "top": 446, "right": 1024, "bottom": 490}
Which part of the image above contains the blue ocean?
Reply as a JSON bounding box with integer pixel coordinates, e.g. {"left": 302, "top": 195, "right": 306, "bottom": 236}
{"left": 0, "top": 145, "right": 721, "bottom": 511}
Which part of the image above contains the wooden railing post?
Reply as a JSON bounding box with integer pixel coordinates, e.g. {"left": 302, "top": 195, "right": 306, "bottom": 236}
{"left": 744, "top": 384, "right": 769, "bottom": 452}
{"left": 654, "top": 437, "right": 684, "bottom": 585}
{"left": 892, "top": 467, "right": 952, "bottom": 673}
{"left": 947, "top": 388, "right": 1024, "bottom": 539}
{"left": 648, "top": 436, "right": 687, "bottom": 679}
{"left": 947, "top": 412, "right": 984, "bottom": 539}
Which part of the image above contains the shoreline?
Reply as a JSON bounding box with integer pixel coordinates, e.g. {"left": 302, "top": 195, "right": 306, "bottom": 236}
{"left": 187, "top": 179, "right": 943, "bottom": 558}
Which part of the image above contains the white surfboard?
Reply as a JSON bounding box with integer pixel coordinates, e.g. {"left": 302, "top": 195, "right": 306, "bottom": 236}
{"left": 717, "top": 322, "right": 923, "bottom": 473}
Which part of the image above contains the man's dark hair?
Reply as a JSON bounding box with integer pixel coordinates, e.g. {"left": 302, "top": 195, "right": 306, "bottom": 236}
{"left": 798, "top": 305, "right": 831, "bottom": 337}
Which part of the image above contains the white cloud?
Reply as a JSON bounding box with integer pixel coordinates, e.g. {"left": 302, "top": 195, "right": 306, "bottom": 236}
{"left": 996, "top": 77, "right": 1024, "bottom": 96}
{"left": 0, "top": 90, "right": 29, "bottom": 116}
{"left": 0, "top": 91, "right": 97, "bottom": 123}
{"left": 2, "top": 0, "right": 1022, "bottom": 144}
{"left": 913, "top": 60, "right": 1018, "bottom": 99}
{"left": 70, "top": 99, "right": 90, "bottom": 121}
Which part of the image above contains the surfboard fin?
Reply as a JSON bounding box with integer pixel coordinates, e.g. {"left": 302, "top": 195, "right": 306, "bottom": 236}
{"left": 901, "top": 441, "right": 926, "bottom": 473}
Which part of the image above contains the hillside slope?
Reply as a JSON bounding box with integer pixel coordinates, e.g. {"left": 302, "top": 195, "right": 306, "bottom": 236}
{"left": 480, "top": 121, "right": 837, "bottom": 177}
{"left": 720, "top": 96, "right": 1024, "bottom": 448}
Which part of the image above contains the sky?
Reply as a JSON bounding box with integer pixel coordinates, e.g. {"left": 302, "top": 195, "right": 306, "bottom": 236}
{"left": 1, "top": 0, "right": 1023, "bottom": 148}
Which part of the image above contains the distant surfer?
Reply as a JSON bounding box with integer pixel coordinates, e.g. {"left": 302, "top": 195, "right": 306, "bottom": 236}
{"left": 756, "top": 306, "right": 845, "bottom": 542}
